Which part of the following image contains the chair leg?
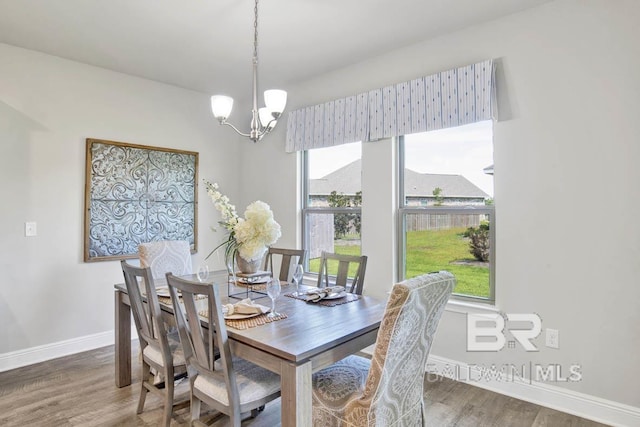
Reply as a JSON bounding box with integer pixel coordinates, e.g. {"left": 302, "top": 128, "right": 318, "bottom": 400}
{"left": 137, "top": 361, "right": 151, "bottom": 414}
{"left": 162, "top": 365, "right": 175, "bottom": 427}
{"left": 190, "top": 395, "right": 201, "bottom": 425}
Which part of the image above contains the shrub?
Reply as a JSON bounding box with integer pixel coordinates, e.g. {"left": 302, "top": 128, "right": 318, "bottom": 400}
{"left": 464, "top": 221, "right": 490, "bottom": 262}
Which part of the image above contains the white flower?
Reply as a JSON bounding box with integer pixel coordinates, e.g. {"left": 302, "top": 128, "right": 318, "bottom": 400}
{"left": 204, "top": 180, "right": 281, "bottom": 262}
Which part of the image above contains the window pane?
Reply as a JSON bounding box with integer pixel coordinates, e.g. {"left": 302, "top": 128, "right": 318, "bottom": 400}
{"left": 305, "top": 142, "right": 362, "bottom": 276}
{"left": 404, "top": 121, "right": 493, "bottom": 206}
{"left": 405, "top": 212, "right": 491, "bottom": 298}
{"left": 401, "top": 121, "right": 494, "bottom": 301}
{"left": 306, "top": 142, "right": 362, "bottom": 207}
{"left": 306, "top": 212, "right": 362, "bottom": 275}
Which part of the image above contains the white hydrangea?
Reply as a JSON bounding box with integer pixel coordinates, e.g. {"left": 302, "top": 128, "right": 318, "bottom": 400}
{"left": 204, "top": 180, "right": 281, "bottom": 262}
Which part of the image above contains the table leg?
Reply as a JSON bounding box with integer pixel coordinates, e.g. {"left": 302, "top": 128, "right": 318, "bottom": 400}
{"left": 280, "top": 360, "right": 312, "bottom": 427}
{"left": 115, "top": 290, "right": 131, "bottom": 387}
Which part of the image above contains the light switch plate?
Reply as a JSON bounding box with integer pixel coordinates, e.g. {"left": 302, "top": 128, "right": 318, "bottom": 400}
{"left": 545, "top": 328, "right": 559, "bottom": 349}
{"left": 25, "top": 221, "right": 37, "bottom": 237}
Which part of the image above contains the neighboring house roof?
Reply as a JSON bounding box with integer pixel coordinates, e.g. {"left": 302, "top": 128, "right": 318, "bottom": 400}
{"left": 310, "top": 159, "right": 363, "bottom": 196}
{"left": 309, "top": 159, "right": 489, "bottom": 198}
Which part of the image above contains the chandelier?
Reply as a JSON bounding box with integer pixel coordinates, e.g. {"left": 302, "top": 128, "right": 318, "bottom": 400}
{"left": 210, "top": 0, "right": 287, "bottom": 143}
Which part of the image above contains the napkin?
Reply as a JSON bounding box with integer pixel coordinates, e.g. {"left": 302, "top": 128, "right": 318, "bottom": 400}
{"left": 222, "top": 298, "right": 270, "bottom": 316}
{"left": 303, "top": 286, "right": 345, "bottom": 302}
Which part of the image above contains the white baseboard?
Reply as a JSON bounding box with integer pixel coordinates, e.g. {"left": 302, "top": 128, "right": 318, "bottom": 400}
{"left": 0, "top": 331, "right": 114, "bottom": 372}
{"left": 427, "top": 354, "right": 640, "bottom": 427}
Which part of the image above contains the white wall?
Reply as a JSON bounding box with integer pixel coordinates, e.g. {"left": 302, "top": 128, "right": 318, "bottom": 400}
{"left": 0, "top": 43, "right": 241, "bottom": 359}
{"left": 240, "top": 0, "right": 640, "bottom": 413}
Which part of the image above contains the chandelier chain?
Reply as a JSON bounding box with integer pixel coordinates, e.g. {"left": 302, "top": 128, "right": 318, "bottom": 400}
{"left": 253, "top": 0, "right": 259, "bottom": 64}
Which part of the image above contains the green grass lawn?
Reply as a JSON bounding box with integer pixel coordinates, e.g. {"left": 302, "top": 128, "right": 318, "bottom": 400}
{"left": 405, "top": 227, "right": 489, "bottom": 298}
{"left": 309, "top": 227, "right": 489, "bottom": 298}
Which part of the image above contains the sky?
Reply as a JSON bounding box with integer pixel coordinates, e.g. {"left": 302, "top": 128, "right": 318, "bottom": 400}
{"left": 308, "top": 120, "right": 494, "bottom": 196}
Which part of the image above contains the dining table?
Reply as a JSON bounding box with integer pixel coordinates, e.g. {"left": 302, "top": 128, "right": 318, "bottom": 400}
{"left": 114, "top": 270, "right": 386, "bottom": 427}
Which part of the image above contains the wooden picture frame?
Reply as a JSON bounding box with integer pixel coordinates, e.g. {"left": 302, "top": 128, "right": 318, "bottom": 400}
{"left": 84, "top": 138, "right": 198, "bottom": 262}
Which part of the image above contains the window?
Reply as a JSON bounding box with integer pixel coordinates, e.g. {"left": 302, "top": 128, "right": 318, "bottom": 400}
{"left": 399, "top": 121, "right": 495, "bottom": 302}
{"left": 303, "top": 142, "right": 362, "bottom": 276}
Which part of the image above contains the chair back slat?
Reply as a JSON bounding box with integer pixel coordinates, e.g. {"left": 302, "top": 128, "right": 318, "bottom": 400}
{"left": 264, "top": 247, "right": 307, "bottom": 282}
{"left": 317, "top": 251, "right": 368, "bottom": 295}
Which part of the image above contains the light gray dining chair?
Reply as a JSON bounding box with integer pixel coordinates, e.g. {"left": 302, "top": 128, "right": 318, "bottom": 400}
{"left": 165, "top": 273, "right": 281, "bottom": 427}
{"left": 311, "top": 271, "right": 455, "bottom": 426}
{"left": 139, "top": 240, "right": 192, "bottom": 279}
{"left": 317, "top": 251, "right": 368, "bottom": 295}
{"left": 263, "top": 247, "right": 307, "bottom": 282}
{"left": 120, "top": 260, "right": 188, "bottom": 427}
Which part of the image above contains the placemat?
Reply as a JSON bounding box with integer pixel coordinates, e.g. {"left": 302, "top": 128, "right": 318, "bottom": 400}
{"left": 198, "top": 311, "right": 288, "bottom": 330}
{"left": 284, "top": 292, "right": 361, "bottom": 307}
{"left": 231, "top": 280, "right": 267, "bottom": 291}
{"left": 156, "top": 294, "right": 207, "bottom": 306}
{"left": 224, "top": 312, "right": 288, "bottom": 330}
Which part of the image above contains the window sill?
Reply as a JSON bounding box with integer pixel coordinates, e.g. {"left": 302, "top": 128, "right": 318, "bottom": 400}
{"left": 445, "top": 298, "right": 499, "bottom": 315}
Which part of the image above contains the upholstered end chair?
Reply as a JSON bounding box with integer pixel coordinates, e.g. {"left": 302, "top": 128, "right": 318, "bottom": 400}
{"left": 138, "top": 240, "right": 192, "bottom": 279}
{"left": 312, "top": 271, "right": 455, "bottom": 426}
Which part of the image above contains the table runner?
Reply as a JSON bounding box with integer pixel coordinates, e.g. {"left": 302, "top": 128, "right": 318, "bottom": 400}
{"left": 284, "top": 292, "right": 361, "bottom": 307}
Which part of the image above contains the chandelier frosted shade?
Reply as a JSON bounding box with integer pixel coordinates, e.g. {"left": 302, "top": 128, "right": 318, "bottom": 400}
{"left": 211, "top": 95, "right": 234, "bottom": 121}
{"left": 264, "top": 90, "right": 287, "bottom": 117}
{"left": 259, "top": 107, "right": 276, "bottom": 129}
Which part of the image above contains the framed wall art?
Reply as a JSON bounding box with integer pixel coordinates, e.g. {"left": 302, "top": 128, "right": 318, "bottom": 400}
{"left": 84, "top": 138, "right": 198, "bottom": 262}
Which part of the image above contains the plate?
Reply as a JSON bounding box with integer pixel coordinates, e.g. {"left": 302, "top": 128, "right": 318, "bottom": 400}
{"left": 224, "top": 311, "right": 264, "bottom": 320}
{"left": 323, "top": 291, "right": 347, "bottom": 300}
{"left": 155, "top": 287, "right": 171, "bottom": 297}
{"left": 236, "top": 276, "right": 270, "bottom": 284}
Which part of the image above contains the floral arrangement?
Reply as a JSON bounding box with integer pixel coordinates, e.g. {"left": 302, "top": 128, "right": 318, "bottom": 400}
{"left": 204, "top": 180, "right": 281, "bottom": 263}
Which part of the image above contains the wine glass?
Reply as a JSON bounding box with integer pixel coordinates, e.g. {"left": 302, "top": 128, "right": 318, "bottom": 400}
{"left": 225, "top": 256, "right": 237, "bottom": 285}
{"left": 197, "top": 264, "right": 210, "bottom": 282}
{"left": 292, "top": 264, "right": 304, "bottom": 296}
{"left": 266, "top": 278, "right": 281, "bottom": 318}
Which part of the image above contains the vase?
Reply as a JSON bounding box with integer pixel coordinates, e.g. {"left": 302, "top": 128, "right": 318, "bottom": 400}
{"left": 235, "top": 253, "right": 262, "bottom": 274}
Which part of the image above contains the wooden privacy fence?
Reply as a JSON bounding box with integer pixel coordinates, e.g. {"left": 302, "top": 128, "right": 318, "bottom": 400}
{"left": 405, "top": 213, "right": 487, "bottom": 232}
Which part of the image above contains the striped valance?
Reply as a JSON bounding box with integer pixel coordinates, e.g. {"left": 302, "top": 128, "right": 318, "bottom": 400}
{"left": 285, "top": 59, "right": 496, "bottom": 152}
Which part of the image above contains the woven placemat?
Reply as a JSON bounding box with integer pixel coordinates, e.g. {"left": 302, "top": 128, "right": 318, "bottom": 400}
{"left": 231, "top": 281, "right": 267, "bottom": 291}
{"left": 284, "top": 292, "right": 361, "bottom": 307}
{"left": 224, "top": 312, "right": 288, "bottom": 330}
{"left": 156, "top": 294, "right": 207, "bottom": 306}
{"left": 197, "top": 311, "right": 288, "bottom": 330}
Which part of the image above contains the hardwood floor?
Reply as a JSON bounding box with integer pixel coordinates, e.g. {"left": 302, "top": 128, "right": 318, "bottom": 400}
{"left": 0, "top": 344, "right": 609, "bottom": 426}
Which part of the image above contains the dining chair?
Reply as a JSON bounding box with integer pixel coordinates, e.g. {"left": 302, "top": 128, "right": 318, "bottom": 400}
{"left": 317, "top": 251, "right": 368, "bottom": 295}
{"left": 120, "top": 260, "right": 188, "bottom": 427}
{"left": 138, "top": 240, "right": 192, "bottom": 279}
{"left": 263, "top": 247, "right": 307, "bottom": 282}
{"left": 165, "top": 273, "right": 281, "bottom": 427}
{"left": 311, "top": 271, "right": 455, "bottom": 426}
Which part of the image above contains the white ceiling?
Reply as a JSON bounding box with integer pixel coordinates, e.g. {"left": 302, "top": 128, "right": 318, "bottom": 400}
{"left": 0, "top": 0, "right": 552, "bottom": 98}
